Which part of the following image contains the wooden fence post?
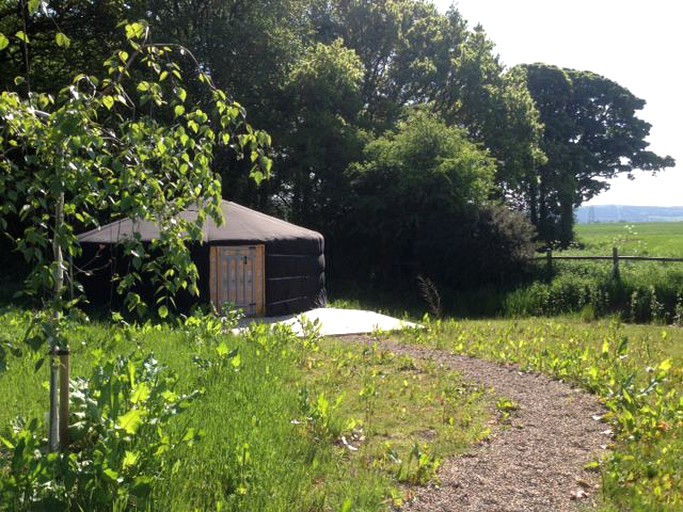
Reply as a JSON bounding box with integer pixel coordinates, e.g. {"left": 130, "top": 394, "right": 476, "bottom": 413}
{"left": 612, "top": 246, "right": 620, "bottom": 281}
{"left": 546, "top": 250, "right": 553, "bottom": 281}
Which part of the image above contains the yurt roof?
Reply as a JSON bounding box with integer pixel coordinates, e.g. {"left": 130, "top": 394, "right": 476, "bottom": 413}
{"left": 78, "top": 201, "right": 322, "bottom": 244}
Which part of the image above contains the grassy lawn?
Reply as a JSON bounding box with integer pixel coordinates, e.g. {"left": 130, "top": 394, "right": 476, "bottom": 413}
{"left": 2, "top": 304, "right": 682, "bottom": 510}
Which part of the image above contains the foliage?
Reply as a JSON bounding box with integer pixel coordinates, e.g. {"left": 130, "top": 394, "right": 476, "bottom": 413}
{"left": 0, "top": 351, "right": 201, "bottom": 511}
{"left": 275, "top": 38, "right": 365, "bottom": 227}
{"left": 415, "top": 203, "right": 537, "bottom": 289}
{"left": 0, "top": 0, "right": 129, "bottom": 95}
{"left": 0, "top": 19, "right": 270, "bottom": 314}
{"left": 343, "top": 110, "right": 497, "bottom": 284}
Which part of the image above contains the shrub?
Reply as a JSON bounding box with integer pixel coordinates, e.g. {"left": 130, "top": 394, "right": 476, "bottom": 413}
{"left": 505, "top": 261, "right": 683, "bottom": 323}
{"left": 0, "top": 351, "right": 201, "bottom": 511}
{"left": 416, "top": 204, "right": 537, "bottom": 289}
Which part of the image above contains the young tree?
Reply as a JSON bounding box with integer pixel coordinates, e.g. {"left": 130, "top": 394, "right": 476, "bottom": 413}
{"left": 345, "top": 110, "right": 497, "bottom": 284}
{"left": 0, "top": 18, "right": 270, "bottom": 449}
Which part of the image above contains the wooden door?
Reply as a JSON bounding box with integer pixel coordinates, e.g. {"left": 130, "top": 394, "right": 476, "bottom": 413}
{"left": 209, "top": 245, "right": 265, "bottom": 316}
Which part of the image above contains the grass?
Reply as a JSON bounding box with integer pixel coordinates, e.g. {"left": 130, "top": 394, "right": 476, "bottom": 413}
{"left": 574, "top": 222, "right": 683, "bottom": 257}
{"left": 0, "top": 308, "right": 494, "bottom": 511}
{"left": 399, "top": 316, "right": 683, "bottom": 511}
{"left": 2, "top": 303, "right": 683, "bottom": 510}
{"left": 497, "top": 221, "right": 683, "bottom": 323}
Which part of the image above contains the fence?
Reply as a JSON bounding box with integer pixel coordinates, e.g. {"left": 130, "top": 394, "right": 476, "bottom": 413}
{"left": 536, "top": 247, "right": 683, "bottom": 280}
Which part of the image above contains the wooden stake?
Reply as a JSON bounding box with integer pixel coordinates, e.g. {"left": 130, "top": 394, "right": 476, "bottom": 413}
{"left": 612, "top": 246, "right": 621, "bottom": 281}
{"left": 48, "top": 345, "right": 60, "bottom": 453}
{"left": 59, "top": 347, "right": 71, "bottom": 449}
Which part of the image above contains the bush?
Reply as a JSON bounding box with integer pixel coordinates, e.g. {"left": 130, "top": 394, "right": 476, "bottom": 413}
{"left": 504, "top": 261, "right": 683, "bottom": 323}
{"left": 416, "top": 204, "right": 537, "bottom": 289}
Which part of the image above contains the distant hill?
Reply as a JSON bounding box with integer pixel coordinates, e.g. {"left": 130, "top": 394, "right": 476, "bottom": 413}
{"left": 575, "top": 205, "right": 683, "bottom": 224}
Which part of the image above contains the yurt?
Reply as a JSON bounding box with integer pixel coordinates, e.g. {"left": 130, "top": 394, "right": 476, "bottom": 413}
{"left": 77, "top": 201, "right": 326, "bottom": 316}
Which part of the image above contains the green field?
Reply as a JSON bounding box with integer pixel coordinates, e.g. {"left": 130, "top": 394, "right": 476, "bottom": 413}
{"left": 575, "top": 222, "right": 683, "bottom": 257}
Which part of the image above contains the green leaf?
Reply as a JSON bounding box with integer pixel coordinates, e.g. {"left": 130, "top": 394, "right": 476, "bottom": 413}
{"left": 174, "top": 105, "right": 185, "bottom": 118}
{"left": 158, "top": 305, "right": 169, "bottom": 319}
{"left": 231, "top": 352, "right": 241, "bottom": 369}
{"left": 0, "top": 33, "right": 9, "bottom": 51}
{"left": 658, "top": 359, "right": 672, "bottom": 373}
{"left": 601, "top": 340, "right": 609, "bottom": 356}
{"left": 103, "top": 468, "right": 120, "bottom": 483}
{"left": 15, "top": 31, "right": 29, "bottom": 44}
{"left": 55, "top": 32, "right": 71, "bottom": 48}
{"left": 130, "top": 382, "right": 152, "bottom": 404}
{"left": 28, "top": 0, "right": 41, "bottom": 14}
{"left": 122, "top": 450, "right": 140, "bottom": 470}
{"left": 102, "top": 96, "right": 115, "bottom": 110}
{"left": 125, "top": 22, "right": 146, "bottom": 41}
{"left": 0, "top": 435, "right": 14, "bottom": 449}
{"left": 118, "top": 409, "right": 144, "bottom": 434}
{"left": 216, "top": 343, "right": 231, "bottom": 358}
{"left": 182, "top": 428, "right": 197, "bottom": 443}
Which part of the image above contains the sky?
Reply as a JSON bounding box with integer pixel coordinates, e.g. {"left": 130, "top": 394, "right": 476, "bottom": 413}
{"left": 433, "top": 0, "right": 681, "bottom": 207}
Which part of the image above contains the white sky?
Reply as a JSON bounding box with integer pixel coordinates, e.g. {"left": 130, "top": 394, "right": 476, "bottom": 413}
{"left": 433, "top": 0, "right": 681, "bottom": 207}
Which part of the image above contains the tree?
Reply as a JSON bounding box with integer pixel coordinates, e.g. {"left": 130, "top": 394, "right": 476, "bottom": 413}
{"left": 0, "top": 19, "right": 270, "bottom": 450}
{"left": 0, "top": 0, "right": 131, "bottom": 94}
{"left": 275, "top": 39, "right": 365, "bottom": 227}
{"left": 322, "top": 3, "right": 545, "bottom": 211}
{"left": 344, "top": 110, "right": 497, "bottom": 284}
{"left": 522, "top": 64, "right": 676, "bottom": 245}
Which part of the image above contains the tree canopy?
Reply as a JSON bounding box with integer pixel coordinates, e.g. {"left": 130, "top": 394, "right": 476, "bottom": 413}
{"left": 521, "top": 63, "right": 675, "bottom": 245}
{"left": 0, "top": 0, "right": 675, "bottom": 297}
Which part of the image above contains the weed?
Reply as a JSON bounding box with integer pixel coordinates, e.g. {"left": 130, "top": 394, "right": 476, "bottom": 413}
{"left": 496, "top": 398, "right": 519, "bottom": 423}
{"left": 0, "top": 351, "right": 201, "bottom": 511}
{"left": 416, "top": 274, "right": 442, "bottom": 319}
{"left": 402, "top": 317, "right": 683, "bottom": 510}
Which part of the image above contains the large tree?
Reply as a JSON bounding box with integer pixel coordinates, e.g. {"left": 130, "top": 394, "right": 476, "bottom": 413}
{"left": 275, "top": 39, "right": 365, "bottom": 227}
{"left": 343, "top": 110, "right": 498, "bottom": 284}
{"left": 522, "top": 64, "right": 676, "bottom": 245}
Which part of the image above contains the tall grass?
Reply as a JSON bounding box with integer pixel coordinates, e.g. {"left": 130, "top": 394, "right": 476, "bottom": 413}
{"left": 0, "top": 309, "right": 493, "bottom": 511}
{"left": 505, "top": 261, "right": 683, "bottom": 324}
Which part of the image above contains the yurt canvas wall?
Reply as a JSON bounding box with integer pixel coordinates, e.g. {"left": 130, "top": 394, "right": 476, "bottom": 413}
{"left": 77, "top": 201, "right": 326, "bottom": 316}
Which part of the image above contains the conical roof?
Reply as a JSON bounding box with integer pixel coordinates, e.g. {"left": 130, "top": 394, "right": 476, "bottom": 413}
{"left": 78, "top": 200, "right": 322, "bottom": 245}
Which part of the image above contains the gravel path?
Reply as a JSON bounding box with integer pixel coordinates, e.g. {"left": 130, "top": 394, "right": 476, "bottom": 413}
{"left": 343, "top": 337, "right": 611, "bottom": 512}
